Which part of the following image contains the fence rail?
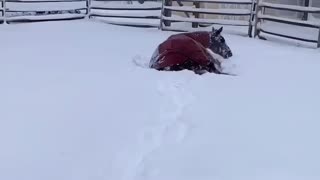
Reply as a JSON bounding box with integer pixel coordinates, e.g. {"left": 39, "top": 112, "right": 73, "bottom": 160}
{"left": 174, "top": 0, "right": 253, "bottom": 5}
{"left": 254, "top": 0, "right": 320, "bottom": 48}
{"left": 5, "top": 0, "right": 85, "bottom": 2}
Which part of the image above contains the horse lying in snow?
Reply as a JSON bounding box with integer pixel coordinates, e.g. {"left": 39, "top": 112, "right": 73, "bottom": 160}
{"left": 149, "top": 27, "right": 233, "bottom": 75}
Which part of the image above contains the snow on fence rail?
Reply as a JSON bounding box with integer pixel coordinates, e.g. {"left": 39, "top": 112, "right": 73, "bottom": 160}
{"left": 88, "top": 0, "right": 162, "bottom": 28}
{"left": 161, "top": 0, "right": 256, "bottom": 37}
{"left": 4, "top": 0, "right": 87, "bottom": 23}
{"left": 254, "top": 0, "right": 320, "bottom": 48}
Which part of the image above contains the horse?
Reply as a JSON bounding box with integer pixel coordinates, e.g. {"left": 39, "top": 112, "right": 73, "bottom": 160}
{"left": 149, "top": 26, "right": 233, "bottom": 75}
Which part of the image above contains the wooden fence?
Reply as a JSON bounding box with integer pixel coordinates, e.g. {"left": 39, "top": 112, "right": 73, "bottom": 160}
{"left": 161, "top": 0, "right": 256, "bottom": 37}
{"left": 4, "top": 0, "right": 87, "bottom": 23}
{"left": 88, "top": 0, "right": 162, "bottom": 28}
{"left": 254, "top": 0, "right": 320, "bottom": 48}
{"left": 0, "top": 0, "right": 320, "bottom": 48}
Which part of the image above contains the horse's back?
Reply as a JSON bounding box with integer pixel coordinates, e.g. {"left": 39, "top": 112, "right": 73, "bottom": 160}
{"left": 168, "top": 31, "right": 211, "bottom": 48}
{"left": 150, "top": 33, "right": 211, "bottom": 70}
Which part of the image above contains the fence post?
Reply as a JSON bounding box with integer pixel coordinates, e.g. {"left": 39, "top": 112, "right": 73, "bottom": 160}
{"left": 1, "top": 0, "right": 3, "bottom": 23}
{"left": 163, "top": 0, "right": 172, "bottom": 26}
{"left": 302, "top": 0, "right": 309, "bottom": 20}
{"left": 254, "top": 0, "right": 261, "bottom": 37}
{"left": 159, "top": 0, "right": 164, "bottom": 30}
{"left": 86, "top": 0, "right": 91, "bottom": 19}
{"left": 248, "top": 0, "right": 256, "bottom": 37}
{"left": 317, "top": 27, "right": 320, "bottom": 48}
{"left": 2, "top": 0, "right": 6, "bottom": 24}
{"left": 192, "top": 2, "right": 200, "bottom": 28}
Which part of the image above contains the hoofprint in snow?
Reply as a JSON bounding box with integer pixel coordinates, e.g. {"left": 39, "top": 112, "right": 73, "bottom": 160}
{"left": 1, "top": 20, "right": 320, "bottom": 180}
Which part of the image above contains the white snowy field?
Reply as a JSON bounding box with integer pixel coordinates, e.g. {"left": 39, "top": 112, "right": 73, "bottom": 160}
{"left": 1, "top": 20, "right": 320, "bottom": 180}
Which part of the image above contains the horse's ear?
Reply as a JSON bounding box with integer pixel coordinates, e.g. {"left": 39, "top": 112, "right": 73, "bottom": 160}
{"left": 212, "top": 26, "right": 223, "bottom": 36}
{"left": 217, "top": 27, "right": 223, "bottom": 34}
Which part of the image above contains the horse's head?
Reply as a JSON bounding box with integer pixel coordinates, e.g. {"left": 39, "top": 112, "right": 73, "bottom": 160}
{"left": 209, "top": 27, "right": 233, "bottom": 59}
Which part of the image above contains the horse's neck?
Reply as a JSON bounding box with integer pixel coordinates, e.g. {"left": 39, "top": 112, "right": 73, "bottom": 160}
{"left": 182, "top": 31, "right": 211, "bottom": 48}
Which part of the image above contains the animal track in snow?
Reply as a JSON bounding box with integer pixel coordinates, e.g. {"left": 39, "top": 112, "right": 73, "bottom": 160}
{"left": 132, "top": 78, "right": 195, "bottom": 180}
{"left": 132, "top": 55, "right": 149, "bottom": 69}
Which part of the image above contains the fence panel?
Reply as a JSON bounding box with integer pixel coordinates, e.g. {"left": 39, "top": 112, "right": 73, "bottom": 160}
{"left": 5, "top": 0, "right": 87, "bottom": 23}
{"left": 161, "top": 0, "right": 256, "bottom": 37}
{"left": 254, "top": 0, "right": 320, "bottom": 48}
{"left": 89, "top": 0, "right": 162, "bottom": 28}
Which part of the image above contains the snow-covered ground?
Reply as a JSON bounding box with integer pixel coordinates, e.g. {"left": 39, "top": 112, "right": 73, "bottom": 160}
{"left": 1, "top": 19, "right": 320, "bottom": 180}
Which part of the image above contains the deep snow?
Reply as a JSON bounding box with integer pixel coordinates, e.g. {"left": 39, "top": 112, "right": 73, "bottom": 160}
{"left": 1, "top": 20, "right": 320, "bottom": 180}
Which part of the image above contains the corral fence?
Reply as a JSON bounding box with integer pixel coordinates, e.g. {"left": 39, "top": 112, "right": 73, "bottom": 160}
{"left": 0, "top": 0, "right": 319, "bottom": 48}
{"left": 88, "top": 0, "right": 162, "bottom": 28}
{"left": 254, "top": 0, "right": 320, "bottom": 48}
{"left": 3, "top": 0, "right": 87, "bottom": 23}
{"left": 161, "top": 0, "right": 256, "bottom": 37}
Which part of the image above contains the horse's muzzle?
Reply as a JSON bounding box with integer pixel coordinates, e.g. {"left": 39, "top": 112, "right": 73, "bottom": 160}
{"left": 225, "top": 51, "right": 233, "bottom": 58}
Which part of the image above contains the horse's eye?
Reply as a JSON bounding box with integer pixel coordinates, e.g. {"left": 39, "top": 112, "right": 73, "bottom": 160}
{"left": 221, "top": 37, "right": 225, "bottom": 43}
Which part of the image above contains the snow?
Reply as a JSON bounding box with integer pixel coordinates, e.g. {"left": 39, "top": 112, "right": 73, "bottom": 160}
{"left": 90, "top": 10, "right": 160, "bottom": 18}
{"left": 185, "top": 0, "right": 253, "bottom": 4}
{"left": 90, "top": 1, "right": 162, "bottom": 9}
{"left": 164, "top": 5, "right": 252, "bottom": 15}
{"left": 7, "top": 13, "right": 85, "bottom": 21}
{"left": 89, "top": 1, "right": 161, "bottom": 26}
{"left": 257, "top": 12, "right": 320, "bottom": 28}
{"left": 1, "top": 19, "right": 320, "bottom": 180}
{"left": 259, "top": 1, "right": 320, "bottom": 13}
{"left": 6, "top": 1, "right": 86, "bottom": 11}
{"left": 163, "top": 15, "right": 250, "bottom": 25}
{"left": 91, "top": 17, "right": 160, "bottom": 27}
{"left": 259, "top": 21, "right": 320, "bottom": 42}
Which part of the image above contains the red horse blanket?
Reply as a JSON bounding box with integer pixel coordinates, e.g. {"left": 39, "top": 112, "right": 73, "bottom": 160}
{"left": 149, "top": 31, "right": 215, "bottom": 73}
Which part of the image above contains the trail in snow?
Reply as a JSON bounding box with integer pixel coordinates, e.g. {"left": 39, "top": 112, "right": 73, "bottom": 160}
{"left": 131, "top": 77, "right": 195, "bottom": 180}
{"left": 2, "top": 20, "right": 320, "bottom": 180}
{"left": 132, "top": 52, "right": 239, "bottom": 76}
{"left": 132, "top": 55, "right": 150, "bottom": 69}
